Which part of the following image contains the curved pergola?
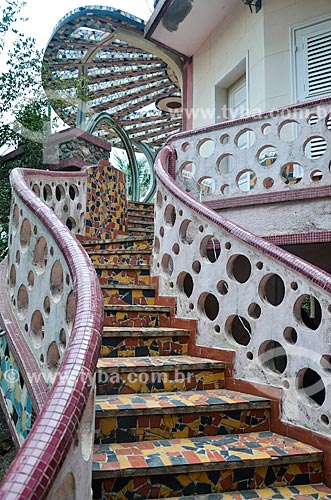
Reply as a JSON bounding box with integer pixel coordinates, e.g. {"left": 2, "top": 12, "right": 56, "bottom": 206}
{"left": 42, "top": 6, "right": 183, "bottom": 200}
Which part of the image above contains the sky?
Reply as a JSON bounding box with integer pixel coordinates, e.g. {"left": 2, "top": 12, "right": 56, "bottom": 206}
{"left": 19, "top": 0, "right": 155, "bottom": 51}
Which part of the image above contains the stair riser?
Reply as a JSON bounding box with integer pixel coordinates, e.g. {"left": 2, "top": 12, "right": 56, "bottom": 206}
{"left": 95, "top": 407, "right": 270, "bottom": 443}
{"left": 90, "top": 254, "right": 151, "bottom": 266}
{"left": 101, "top": 336, "right": 189, "bottom": 357}
{"left": 127, "top": 222, "right": 154, "bottom": 230}
{"left": 96, "top": 269, "right": 150, "bottom": 286}
{"left": 128, "top": 202, "right": 154, "bottom": 211}
{"left": 92, "top": 461, "right": 323, "bottom": 499}
{"left": 96, "top": 368, "right": 225, "bottom": 395}
{"left": 128, "top": 214, "right": 154, "bottom": 223}
{"left": 103, "top": 311, "right": 170, "bottom": 328}
{"left": 102, "top": 289, "right": 155, "bottom": 306}
{"left": 128, "top": 230, "right": 154, "bottom": 237}
{"left": 84, "top": 240, "right": 152, "bottom": 252}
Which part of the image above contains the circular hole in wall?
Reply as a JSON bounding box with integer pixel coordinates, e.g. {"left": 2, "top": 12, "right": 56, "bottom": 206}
{"left": 283, "top": 327, "right": 298, "bottom": 345}
{"left": 259, "top": 340, "right": 287, "bottom": 374}
{"left": 226, "top": 315, "right": 251, "bottom": 346}
{"left": 214, "top": 325, "right": 221, "bottom": 333}
{"left": 200, "top": 236, "right": 221, "bottom": 263}
{"left": 294, "top": 294, "right": 322, "bottom": 330}
{"left": 9, "top": 265, "right": 16, "bottom": 289}
{"left": 177, "top": 272, "right": 194, "bottom": 298}
{"left": 248, "top": 302, "right": 261, "bottom": 319}
{"left": 47, "top": 342, "right": 60, "bottom": 374}
{"left": 217, "top": 154, "right": 234, "bottom": 174}
{"left": 237, "top": 169, "right": 257, "bottom": 192}
{"left": 154, "top": 236, "right": 160, "bottom": 254}
{"left": 225, "top": 242, "right": 231, "bottom": 250}
{"left": 172, "top": 243, "right": 180, "bottom": 255}
{"left": 161, "top": 253, "right": 174, "bottom": 276}
{"left": 227, "top": 254, "right": 252, "bottom": 284}
{"left": 220, "top": 184, "right": 230, "bottom": 195}
{"left": 69, "top": 184, "right": 78, "bottom": 200}
{"left": 259, "top": 273, "right": 285, "bottom": 306}
{"left": 12, "top": 204, "right": 19, "bottom": 232}
{"left": 304, "top": 136, "right": 327, "bottom": 160}
{"left": 179, "top": 162, "right": 196, "bottom": 182}
{"left": 156, "top": 190, "right": 163, "bottom": 209}
{"left": 30, "top": 310, "right": 44, "bottom": 348}
{"left": 279, "top": 120, "right": 300, "bottom": 142}
{"left": 15, "top": 250, "right": 20, "bottom": 265}
{"left": 159, "top": 226, "right": 165, "bottom": 238}
{"left": 20, "top": 218, "right": 31, "bottom": 251}
{"left": 32, "top": 184, "right": 40, "bottom": 197}
{"left": 220, "top": 134, "right": 230, "bottom": 144}
{"left": 217, "top": 280, "right": 229, "bottom": 296}
{"left": 307, "top": 113, "right": 319, "bottom": 125}
{"left": 283, "top": 380, "right": 290, "bottom": 389}
{"left": 235, "top": 129, "right": 256, "bottom": 150}
{"left": 60, "top": 329, "right": 67, "bottom": 350}
{"left": 263, "top": 177, "right": 274, "bottom": 189}
{"left": 321, "top": 414, "right": 330, "bottom": 426}
{"left": 43, "top": 184, "right": 52, "bottom": 203}
{"left": 181, "top": 142, "right": 190, "bottom": 152}
{"left": 33, "top": 237, "right": 48, "bottom": 274}
{"left": 17, "top": 285, "right": 28, "bottom": 319}
{"left": 320, "top": 355, "right": 331, "bottom": 373}
{"left": 198, "top": 293, "right": 219, "bottom": 321}
{"left": 256, "top": 261, "right": 263, "bottom": 270}
{"left": 247, "top": 352, "right": 253, "bottom": 360}
{"left": 164, "top": 204, "right": 176, "bottom": 227}
{"left": 66, "top": 291, "right": 76, "bottom": 329}
{"left": 290, "top": 282, "right": 298, "bottom": 291}
{"left": 198, "top": 138, "right": 215, "bottom": 158}
{"left": 50, "top": 261, "right": 64, "bottom": 302}
{"left": 198, "top": 176, "right": 216, "bottom": 196}
{"left": 261, "top": 123, "right": 272, "bottom": 136}
{"left": 192, "top": 260, "right": 201, "bottom": 274}
{"left": 179, "top": 219, "right": 196, "bottom": 245}
{"left": 257, "top": 145, "right": 278, "bottom": 167}
{"left": 280, "top": 162, "right": 303, "bottom": 185}
{"left": 66, "top": 217, "right": 76, "bottom": 231}
{"left": 310, "top": 169, "right": 323, "bottom": 182}
{"left": 297, "top": 368, "right": 325, "bottom": 407}
{"left": 27, "top": 270, "right": 34, "bottom": 289}
{"left": 44, "top": 296, "right": 51, "bottom": 316}
{"left": 56, "top": 185, "right": 65, "bottom": 201}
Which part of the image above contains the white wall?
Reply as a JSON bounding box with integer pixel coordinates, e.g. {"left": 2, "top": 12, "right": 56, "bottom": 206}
{"left": 192, "top": 0, "right": 331, "bottom": 128}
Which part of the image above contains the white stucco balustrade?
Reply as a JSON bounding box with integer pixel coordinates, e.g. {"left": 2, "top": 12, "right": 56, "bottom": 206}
{"left": 171, "top": 99, "right": 331, "bottom": 202}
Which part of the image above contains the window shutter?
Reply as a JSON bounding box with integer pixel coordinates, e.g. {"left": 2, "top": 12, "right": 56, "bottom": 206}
{"left": 294, "top": 19, "right": 331, "bottom": 102}
{"left": 304, "top": 29, "right": 331, "bottom": 98}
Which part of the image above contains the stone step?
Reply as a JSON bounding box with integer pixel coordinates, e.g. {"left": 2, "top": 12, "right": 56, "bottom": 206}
{"left": 103, "top": 304, "right": 171, "bottom": 327}
{"left": 166, "top": 485, "right": 331, "bottom": 499}
{"left": 88, "top": 250, "right": 152, "bottom": 266}
{"left": 92, "top": 432, "right": 323, "bottom": 498}
{"left": 94, "top": 389, "right": 270, "bottom": 444}
{"left": 101, "top": 326, "right": 190, "bottom": 357}
{"left": 94, "top": 265, "right": 150, "bottom": 287}
{"left": 128, "top": 201, "right": 154, "bottom": 212}
{"left": 96, "top": 355, "right": 225, "bottom": 395}
{"left": 82, "top": 235, "right": 153, "bottom": 252}
{"left": 128, "top": 227, "right": 155, "bottom": 234}
{"left": 101, "top": 285, "right": 155, "bottom": 306}
{"left": 127, "top": 211, "right": 154, "bottom": 221}
{"left": 127, "top": 218, "right": 154, "bottom": 227}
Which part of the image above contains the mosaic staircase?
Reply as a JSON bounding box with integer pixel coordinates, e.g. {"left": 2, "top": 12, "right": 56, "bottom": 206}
{"left": 83, "top": 201, "right": 331, "bottom": 500}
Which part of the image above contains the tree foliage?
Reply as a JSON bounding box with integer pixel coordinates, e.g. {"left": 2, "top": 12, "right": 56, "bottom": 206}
{"left": 113, "top": 152, "right": 151, "bottom": 201}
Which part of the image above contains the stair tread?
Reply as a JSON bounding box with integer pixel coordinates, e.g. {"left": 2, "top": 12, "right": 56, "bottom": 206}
{"left": 97, "top": 355, "right": 225, "bottom": 370}
{"left": 127, "top": 212, "right": 154, "bottom": 218}
{"left": 166, "top": 485, "right": 331, "bottom": 499}
{"left": 82, "top": 235, "right": 153, "bottom": 245}
{"left": 102, "top": 326, "right": 190, "bottom": 336}
{"left": 128, "top": 227, "right": 154, "bottom": 232}
{"left": 101, "top": 284, "right": 154, "bottom": 290}
{"left": 87, "top": 249, "right": 152, "bottom": 255}
{"left": 95, "top": 389, "right": 270, "bottom": 415}
{"left": 92, "top": 431, "right": 322, "bottom": 476}
{"left": 104, "top": 304, "right": 170, "bottom": 312}
{"left": 94, "top": 264, "right": 149, "bottom": 270}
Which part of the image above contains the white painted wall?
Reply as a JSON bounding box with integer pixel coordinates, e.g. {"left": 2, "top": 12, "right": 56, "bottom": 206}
{"left": 192, "top": 0, "right": 331, "bottom": 128}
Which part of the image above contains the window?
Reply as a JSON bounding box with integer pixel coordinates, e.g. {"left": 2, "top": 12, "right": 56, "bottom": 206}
{"left": 293, "top": 18, "right": 331, "bottom": 102}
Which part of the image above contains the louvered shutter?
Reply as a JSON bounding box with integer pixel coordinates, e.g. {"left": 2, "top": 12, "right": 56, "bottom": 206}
{"left": 294, "top": 19, "right": 331, "bottom": 102}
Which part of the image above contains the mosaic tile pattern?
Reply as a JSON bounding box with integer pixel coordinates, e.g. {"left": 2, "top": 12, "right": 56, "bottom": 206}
{"left": 85, "top": 163, "right": 127, "bottom": 241}
{"left": 104, "top": 305, "right": 171, "bottom": 327}
{"left": 167, "top": 485, "right": 331, "bottom": 499}
{"left": 0, "top": 335, "right": 33, "bottom": 444}
{"left": 96, "top": 356, "right": 225, "bottom": 396}
{"left": 88, "top": 250, "right": 151, "bottom": 266}
{"left": 95, "top": 266, "right": 151, "bottom": 286}
{"left": 83, "top": 235, "right": 153, "bottom": 252}
{"left": 102, "top": 286, "right": 155, "bottom": 306}
{"left": 95, "top": 394, "right": 270, "bottom": 442}
{"left": 101, "top": 334, "right": 188, "bottom": 357}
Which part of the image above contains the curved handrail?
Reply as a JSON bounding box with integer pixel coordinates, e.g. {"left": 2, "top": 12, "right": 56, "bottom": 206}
{"left": 156, "top": 145, "right": 331, "bottom": 292}
{"left": 0, "top": 168, "right": 104, "bottom": 499}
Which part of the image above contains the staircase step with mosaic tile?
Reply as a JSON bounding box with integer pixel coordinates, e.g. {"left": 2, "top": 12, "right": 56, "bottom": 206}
{"left": 127, "top": 212, "right": 154, "bottom": 222}
{"left": 166, "top": 484, "right": 331, "bottom": 499}
{"left": 128, "top": 201, "right": 154, "bottom": 213}
{"left": 101, "top": 284, "right": 155, "bottom": 306}
{"left": 87, "top": 249, "right": 152, "bottom": 266}
{"left": 101, "top": 326, "right": 190, "bottom": 357}
{"left": 94, "top": 389, "right": 270, "bottom": 444}
{"left": 94, "top": 264, "right": 151, "bottom": 286}
{"left": 103, "top": 303, "right": 171, "bottom": 327}
{"left": 128, "top": 226, "right": 155, "bottom": 236}
{"left": 96, "top": 356, "right": 225, "bottom": 396}
{"left": 82, "top": 235, "right": 153, "bottom": 252}
{"left": 92, "top": 432, "right": 323, "bottom": 499}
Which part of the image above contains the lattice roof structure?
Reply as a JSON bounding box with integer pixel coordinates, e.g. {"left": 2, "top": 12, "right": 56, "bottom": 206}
{"left": 43, "top": 6, "right": 183, "bottom": 150}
